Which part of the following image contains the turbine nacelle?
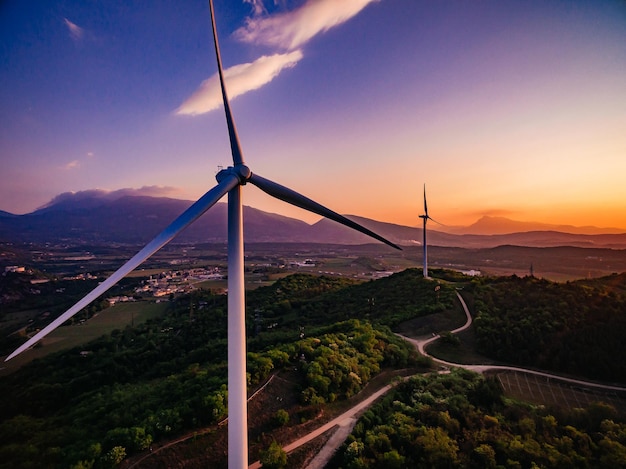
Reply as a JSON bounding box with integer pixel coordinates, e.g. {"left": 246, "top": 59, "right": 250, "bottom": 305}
{"left": 217, "top": 164, "right": 252, "bottom": 185}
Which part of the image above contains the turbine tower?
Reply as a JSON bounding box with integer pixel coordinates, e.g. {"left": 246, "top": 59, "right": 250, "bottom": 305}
{"left": 418, "top": 184, "right": 437, "bottom": 278}
{"left": 5, "top": 2, "right": 400, "bottom": 468}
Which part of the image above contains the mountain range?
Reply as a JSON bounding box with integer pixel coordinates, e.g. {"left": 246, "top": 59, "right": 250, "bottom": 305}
{"left": 445, "top": 216, "right": 626, "bottom": 236}
{"left": 1, "top": 191, "right": 625, "bottom": 249}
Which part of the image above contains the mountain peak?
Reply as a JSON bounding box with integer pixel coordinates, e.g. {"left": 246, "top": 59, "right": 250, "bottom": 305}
{"left": 449, "top": 215, "right": 624, "bottom": 235}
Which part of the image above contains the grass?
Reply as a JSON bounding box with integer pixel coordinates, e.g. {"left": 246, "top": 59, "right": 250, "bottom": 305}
{"left": 0, "top": 301, "right": 169, "bottom": 375}
{"left": 424, "top": 317, "right": 502, "bottom": 366}
{"left": 395, "top": 297, "right": 467, "bottom": 338}
{"left": 492, "top": 370, "right": 626, "bottom": 416}
{"left": 0, "top": 309, "right": 42, "bottom": 331}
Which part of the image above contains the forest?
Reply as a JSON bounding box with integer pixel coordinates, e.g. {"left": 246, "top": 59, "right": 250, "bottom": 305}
{"left": 329, "top": 369, "right": 626, "bottom": 468}
{"left": 470, "top": 273, "right": 626, "bottom": 382}
{"left": 1, "top": 268, "right": 625, "bottom": 468}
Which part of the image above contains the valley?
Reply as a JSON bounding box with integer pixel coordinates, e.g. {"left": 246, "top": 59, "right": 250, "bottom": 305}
{"left": 1, "top": 249, "right": 626, "bottom": 468}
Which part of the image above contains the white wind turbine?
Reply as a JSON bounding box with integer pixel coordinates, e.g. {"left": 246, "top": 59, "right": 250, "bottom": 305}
{"left": 418, "top": 184, "right": 440, "bottom": 278}
{"left": 5, "top": 2, "right": 400, "bottom": 468}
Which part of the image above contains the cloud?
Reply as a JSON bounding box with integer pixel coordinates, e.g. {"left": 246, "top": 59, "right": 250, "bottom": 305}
{"left": 176, "top": 50, "right": 303, "bottom": 116}
{"left": 244, "top": 0, "right": 268, "bottom": 17}
{"left": 42, "top": 186, "right": 182, "bottom": 209}
{"left": 63, "top": 151, "right": 94, "bottom": 170}
{"left": 233, "top": 0, "right": 379, "bottom": 50}
{"left": 64, "top": 18, "right": 85, "bottom": 42}
{"left": 110, "top": 186, "right": 181, "bottom": 199}
{"left": 176, "top": 0, "right": 377, "bottom": 116}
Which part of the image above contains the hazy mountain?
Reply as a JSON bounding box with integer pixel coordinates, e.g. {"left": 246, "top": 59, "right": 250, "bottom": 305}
{"left": 1, "top": 192, "right": 625, "bottom": 248}
{"left": 445, "top": 215, "right": 625, "bottom": 235}
{"left": 309, "top": 216, "right": 626, "bottom": 249}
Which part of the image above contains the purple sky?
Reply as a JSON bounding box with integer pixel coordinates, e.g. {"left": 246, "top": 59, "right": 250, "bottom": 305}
{"left": 1, "top": 0, "right": 625, "bottom": 229}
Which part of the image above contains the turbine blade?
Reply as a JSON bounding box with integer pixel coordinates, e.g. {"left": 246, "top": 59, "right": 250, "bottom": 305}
{"left": 249, "top": 173, "right": 401, "bottom": 250}
{"left": 209, "top": 0, "right": 245, "bottom": 166}
{"left": 5, "top": 174, "right": 240, "bottom": 361}
{"left": 423, "top": 184, "right": 428, "bottom": 216}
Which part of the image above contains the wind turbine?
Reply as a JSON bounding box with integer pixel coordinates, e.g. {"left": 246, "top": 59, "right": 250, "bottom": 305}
{"left": 5, "top": 2, "right": 400, "bottom": 468}
{"left": 418, "top": 184, "right": 439, "bottom": 278}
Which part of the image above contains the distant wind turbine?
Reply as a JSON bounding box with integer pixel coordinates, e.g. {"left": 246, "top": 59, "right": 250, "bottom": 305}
{"left": 5, "top": 2, "right": 400, "bottom": 468}
{"left": 418, "top": 184, "right": 441, "bottom": 278}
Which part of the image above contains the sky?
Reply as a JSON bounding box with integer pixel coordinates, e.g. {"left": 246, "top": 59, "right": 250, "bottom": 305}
{"left": 1, "top": 0, "right": 625, "bottom": 231}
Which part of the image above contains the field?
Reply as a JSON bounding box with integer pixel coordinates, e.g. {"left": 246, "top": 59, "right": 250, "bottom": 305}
{"left": 0, "top": 301, "right": 169, "bottom": 376}
{"left": 492, "top": 370, "right": 626, "bottom": 416}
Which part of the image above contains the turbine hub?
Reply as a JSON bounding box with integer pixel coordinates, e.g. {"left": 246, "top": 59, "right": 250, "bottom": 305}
{"left": 216, "top": 165, "right": 252, "bottom": 185}
{"left": 235, "top": 164, "right": 252, "bottom": 183}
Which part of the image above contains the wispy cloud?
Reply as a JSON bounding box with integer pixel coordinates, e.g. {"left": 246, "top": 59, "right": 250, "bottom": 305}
{"left": 63, "top": 151, "right": 94, "bottom": 170}
{"left": 176, "top": 50, "right": 303, "bottom": 116}
{"left": 234, "top": 0, "right": 379, "bottom": 50}
{"left": 472, "top": 209, "right": 518, "bottom": 218}
{"left": 244, "top": 0, "right": 268, "bottom": 17}
{"left": 176, "top": 0, "right": 377, "bottom": 116}
{"left": 63, "top": 18, "right": 85, "bottom": 42}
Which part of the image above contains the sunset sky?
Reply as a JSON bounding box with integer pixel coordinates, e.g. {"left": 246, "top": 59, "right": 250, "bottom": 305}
{"left": 1, "top": 0, "right": 625, "bottom": 230}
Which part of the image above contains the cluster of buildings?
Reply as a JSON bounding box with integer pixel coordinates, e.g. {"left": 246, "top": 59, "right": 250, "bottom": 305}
{"left": 3, "top": 263, "right": 225, "bottom": 304}
{"left": 62, "top": 272, "right": 98, "bottom": 281}
{"left": 134, "top": 267, "right": 224, "bottom": 298}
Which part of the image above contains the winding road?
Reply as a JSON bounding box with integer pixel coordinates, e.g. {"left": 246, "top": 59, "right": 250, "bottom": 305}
{"left": 401, "top": 291, "right": 626, "bottom": 392}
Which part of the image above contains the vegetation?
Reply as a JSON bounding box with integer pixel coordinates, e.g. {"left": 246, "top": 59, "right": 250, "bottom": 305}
{"left": 259, "top": 440, "right": 288, "bottom": 469}
{"left": 2, "top": 267, "right": 625, "bottom": 468}
{"left": 249, "top": 269, "right": 454, "bottom": 332}
{"left": 0, "top": 271, "right": 436, "bottom": 469}
{"left": 330, "top": 369, "right": 626, "bottom": 468}
{"left": 470, "top": 273, "right": 626, "bottom": 382}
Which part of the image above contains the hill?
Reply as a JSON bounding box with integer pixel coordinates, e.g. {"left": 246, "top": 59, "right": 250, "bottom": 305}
{"left": 468, "top": 272, "right": 626, "bottom": 383}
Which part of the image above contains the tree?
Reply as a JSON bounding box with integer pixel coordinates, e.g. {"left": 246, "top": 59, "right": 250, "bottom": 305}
{"left": 471, "top": 444, "right": 497, "bottom": 469}
{"left": 440, "top": 331, "right": 460, "bottom": 347}
{"left": 381, "top": 449, "right": 405, "bottom": 468}
{"left": 100, "top": 446, "right": 126, "bottom": 468}
{"left": 272, "top": 409, "right": 289, "bottom": 428}
{"left": 416, "top": 426, "right": 460, "bottom": 467}
{"left": 260, "top": 440, "right": 287, "bottom": 469}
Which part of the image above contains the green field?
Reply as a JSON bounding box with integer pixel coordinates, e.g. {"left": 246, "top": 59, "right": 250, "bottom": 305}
{"left": 0, "top": 309, "right": 42, "bottom": 331}
{"left": 0, "top": 301, "right": 169, "bottom": 375}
